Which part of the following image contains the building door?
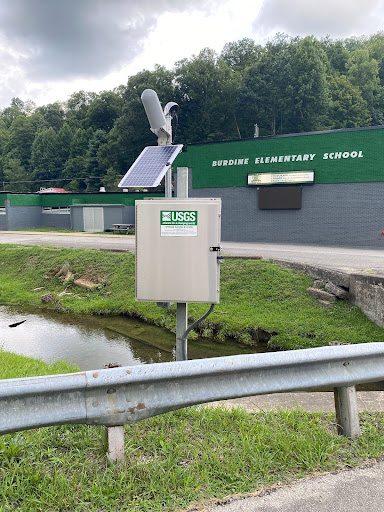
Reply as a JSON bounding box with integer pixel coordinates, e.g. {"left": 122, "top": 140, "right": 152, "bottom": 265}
{"left": 83, "top": 207, "right": 104, "bottom": 232}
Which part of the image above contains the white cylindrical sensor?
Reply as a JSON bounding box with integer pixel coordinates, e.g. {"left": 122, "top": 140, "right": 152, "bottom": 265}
{"left": 141, "top": 89, "right": 166, "bottom": 130}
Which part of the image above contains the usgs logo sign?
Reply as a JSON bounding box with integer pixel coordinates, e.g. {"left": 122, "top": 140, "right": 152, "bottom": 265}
{"left": 161, "top": 211, "right": 197, "bottom": 225}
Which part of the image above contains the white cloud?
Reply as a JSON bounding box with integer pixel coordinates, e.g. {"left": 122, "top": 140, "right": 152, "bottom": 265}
{"left": 0, "top": 0, "right": 220, "bottom": 81}
{"left": 135, "top": 0, "right": 263, "bottom": 68}
{"left": 254, "top": 0, "right": 384, "bottom": 37}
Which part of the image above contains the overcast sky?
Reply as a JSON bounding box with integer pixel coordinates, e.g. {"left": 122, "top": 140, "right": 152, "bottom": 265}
{"left": 0, "top": 0, "right": 384, "bottom": 109}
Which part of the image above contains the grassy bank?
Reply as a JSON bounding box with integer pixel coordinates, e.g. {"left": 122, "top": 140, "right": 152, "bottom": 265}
{"left": 1, "top": 353, "right": 384, "bottom": 511}
{"left": 0, "top": 244, "right": 384, "bottom": 350}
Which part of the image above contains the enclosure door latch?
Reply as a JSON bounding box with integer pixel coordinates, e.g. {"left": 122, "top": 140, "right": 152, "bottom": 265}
{"left": 209, "top": 246, "right": 224, "bottom": 264}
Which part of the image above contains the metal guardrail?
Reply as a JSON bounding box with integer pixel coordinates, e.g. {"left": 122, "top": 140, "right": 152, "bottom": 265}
{"left": 1, "top": 343, "right": 384, "bottom": 437}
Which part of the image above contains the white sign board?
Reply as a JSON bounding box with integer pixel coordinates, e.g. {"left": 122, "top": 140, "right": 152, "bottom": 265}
{"left": 248, "top": 171, "right": 314, "bottom": 186}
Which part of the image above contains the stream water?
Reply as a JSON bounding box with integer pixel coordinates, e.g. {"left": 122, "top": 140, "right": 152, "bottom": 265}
{"left": 0, "top": 306, "right": 267, "bottom": 370}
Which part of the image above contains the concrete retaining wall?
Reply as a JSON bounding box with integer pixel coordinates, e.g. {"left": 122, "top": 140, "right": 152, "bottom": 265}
{"left": 349, "top": 274, "right": 384, "bottom": 328}
{"left": 273, "top": 259, "right": 384, "bottom": 328}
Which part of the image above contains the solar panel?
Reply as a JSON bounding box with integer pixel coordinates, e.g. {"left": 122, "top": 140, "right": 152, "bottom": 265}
{"left": 118, "top": 144, "right": 183, "bottom": 188}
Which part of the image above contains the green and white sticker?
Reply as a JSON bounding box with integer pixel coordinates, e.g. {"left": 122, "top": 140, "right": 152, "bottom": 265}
{"left": 160, "top": 210, "right": 198, "bottom": 237}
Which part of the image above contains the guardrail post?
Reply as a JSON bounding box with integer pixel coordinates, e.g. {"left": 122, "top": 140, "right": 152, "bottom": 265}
{"left": 106, "top": 425, "right": 125, "bottom": 462}
{"left": 104, "top": 363, "right": 125, "bottom": 462}
{"left": 334, "top": 385, "right": 361, "bottom": 438}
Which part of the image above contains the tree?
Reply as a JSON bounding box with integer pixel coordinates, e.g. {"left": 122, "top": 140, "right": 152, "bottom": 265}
{"left": 62, "top": 127, "right": 92, "bottom": 187}
{"left": 0, "top": 97, "right": 32, "bottom": 128}
{"left": 0, "top": 119, "right": 9, "bottom": 155}
{"left": 84, "top": 129, "right": 107, "bottom": 191}
{"left": 175, "top": 48, "right": 241, "bottom": 142}
{"left": 366, "top": 32, "right": 384, "bottom": 61}
{"left": 237, "top": 35, "right": 293, "bottom": 136}
{"left": 31, "top": 127, "right": 59, "bottom": 182}
{"left": 3, "top": 158, "right": 32, "bottom": 192}
{"left": 320, "top": 37, "right": 350, "bottom": 74}
{"left": 0, "top": 105, "right": 24, "bottom": 128}
{"left": 9, "top": 97, "right": 36, "bottom": 116}
{"left": 6, "top": 113, "right": 45, "bottom": 169}
{"left": 97, "top": 126, "right": 126, "bottom": 177}
{"left": 220, "top": 38, "right": 262, "bottom": 73}
{"left": 286, "top": 37, "right": 331, "bottom": 132}
{"left": 56, "top": 123, "right": 73, "bottom": 166}
{"left": 102, "top": 167, "right": 123, "bottom": 191}
{"left": 69, "top": 127, "right": 93, "bottom": 158}
{"left": 327, "top": 75, "right": 371, "bottom": 128}
{"left": 63, "top": 157, "right": 88, "bottom": 191}
{"left": 343, "top": 36, "right": 367, "bottom": 52}
{"left": 36, "top": 102, "right": 65, "bottom": 132}
{"left": 65, "top": 90, "right": 97, "bottom": 128}
{"left": 346, "top": 49, "right": 381, "bottom": 117}
{"left": 86, "top": 91, "right": 123, "bottom": 131}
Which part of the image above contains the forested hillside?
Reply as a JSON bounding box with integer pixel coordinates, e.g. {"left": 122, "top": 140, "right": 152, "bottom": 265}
{"left": 1, "top": 33, "right": 384, "bottom": 193}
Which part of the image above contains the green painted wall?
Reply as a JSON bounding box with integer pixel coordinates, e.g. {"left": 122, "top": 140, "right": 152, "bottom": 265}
{"left": 175, "top": 127, "right": 384, "bottom": 188}
{"left": 6, "top": 195, "right": 41, "bottom": 206}
{"left": 67, "top": 192, "right": 163, "bottom": 206}
{"left": 0, "top": 192, "right": 163, "bottom": 207}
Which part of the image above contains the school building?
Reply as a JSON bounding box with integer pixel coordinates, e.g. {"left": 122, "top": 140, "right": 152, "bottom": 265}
{"left": 1, "top": 125, "right": 383, "bottom": 248}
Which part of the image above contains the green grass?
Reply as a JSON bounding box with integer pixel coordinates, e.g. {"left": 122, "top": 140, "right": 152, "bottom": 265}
{"left": 0, "top": 244, "right": 384, "bottom": 350}
{"left": 0, "top": 351, "right": 78, "bottom": 379}
{"left": 1, "top": 352, "right": 384, "bottom": 511}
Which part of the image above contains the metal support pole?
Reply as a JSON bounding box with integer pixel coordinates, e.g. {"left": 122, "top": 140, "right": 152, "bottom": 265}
{"left": 176, "top": 167, "right": 189, "bottom": 361}
{"left": 165, "top": 169, "right": 172, "bottom": 198}
{"left": 163, "top": 112, "right": 173, "bottom": 198}
{"left": 334, "top": 385, "right": 361, "bottom": 438}
{"left": 176, "top": 303, "right": 188, "bottom": 361}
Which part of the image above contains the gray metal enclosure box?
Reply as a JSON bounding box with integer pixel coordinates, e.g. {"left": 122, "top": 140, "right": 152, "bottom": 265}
{"left": 136, "top": 198, "right": 222, "bottom": 303}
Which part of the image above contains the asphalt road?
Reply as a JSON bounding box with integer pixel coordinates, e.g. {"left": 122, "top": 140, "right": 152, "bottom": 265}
{"left": 204, "top": 460, "right": 384, "bottom": 512}
{"left": 1, "top": 231, "right": 383, "bottom": 274}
